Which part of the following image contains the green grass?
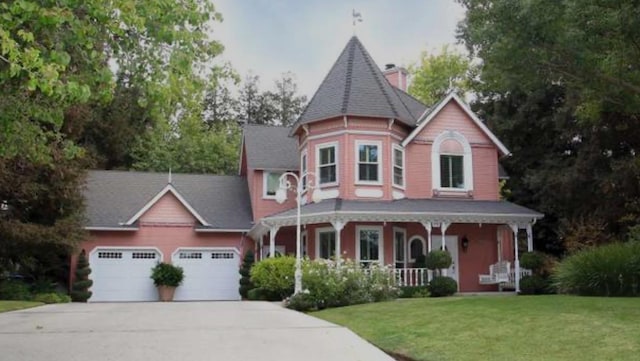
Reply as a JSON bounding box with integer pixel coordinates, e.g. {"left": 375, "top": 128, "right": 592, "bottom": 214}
{"left": 313, "top": 295, "right": 640, "bottom": 361}
{"left": 0, "top": 301, "right": 43, "bottom": 313}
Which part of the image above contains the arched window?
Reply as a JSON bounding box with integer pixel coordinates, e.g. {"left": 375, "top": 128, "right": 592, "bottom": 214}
{"left": 432, "top": 131, "right": 473, "bottom": 192}
{"left": 408, "top": 236, "right": 426, "bottom": 262}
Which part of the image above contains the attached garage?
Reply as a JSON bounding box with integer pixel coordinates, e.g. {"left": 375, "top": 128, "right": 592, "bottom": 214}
{"left": 172, "top": 248, "right": 241, "bottom": 301}
{"left": 89, "top": 248, "right": 161, "bottom": 302}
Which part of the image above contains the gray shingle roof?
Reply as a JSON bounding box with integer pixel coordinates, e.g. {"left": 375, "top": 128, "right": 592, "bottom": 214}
{"left": 394, "top": 88, "right": 428, "bottom": 120}
{"left": 293, "top": 36, "right": 421, "bottom": 131}
{"left": 84, "top": 170, "right": 253, "bottom": 230}
{"left": 242, "top": 125, "right": 298, "bottom": 170}
{"left": 264, "top": 198, "right": 542, "bottom": 219}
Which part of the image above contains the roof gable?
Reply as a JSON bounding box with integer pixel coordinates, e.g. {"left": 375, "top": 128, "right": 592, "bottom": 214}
{"left": 84, "top": 171, "right": 254, "bottom": 230}
{"left": 292, "top": 36, "right": 419, "bottom": 133}
{"left": 402, "top": 92, "right": 510, "bottom": 156}
{"left": 125, "top": 184, "right": 207, "bottom": 226}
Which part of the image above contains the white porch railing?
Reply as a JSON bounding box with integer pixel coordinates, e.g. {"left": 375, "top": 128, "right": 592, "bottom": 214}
{"left": 504, "top": 268, "right": 532, "bottom": 289}
{"left": 392, "top": 268, "right": 431, "bottom": 287}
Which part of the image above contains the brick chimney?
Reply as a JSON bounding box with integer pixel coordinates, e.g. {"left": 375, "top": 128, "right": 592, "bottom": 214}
{"left": 383, "top": 63, "right": 409, "bottom": 92}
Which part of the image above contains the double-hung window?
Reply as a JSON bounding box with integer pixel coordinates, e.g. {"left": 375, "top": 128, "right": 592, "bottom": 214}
{"left": 317, "top": 143, "right": 337, "bottom": 185}
{"left": 263, "top": 171, "right": 282, "bottom": 198}
{"left": 300, "top": 150, "right": 308, "bottom": 191}
{"left": 440, "top": 154, "right": 464, "bottom": 189}
{"left": 392, "top": 145, "right": 404, "bottom": 188}
{"left": 356, "top": 141, "right": 382, "bottom": 184}
{"left": 316, "top": 228, "right": 336, "bottom": 259}
{"left": 357, "top": 226, "right": 383, "bottom": 267}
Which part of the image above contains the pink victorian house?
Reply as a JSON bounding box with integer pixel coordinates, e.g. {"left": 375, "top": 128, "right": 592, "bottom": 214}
{"left": 75, "top": 37, "right": 542, "bottom": 302}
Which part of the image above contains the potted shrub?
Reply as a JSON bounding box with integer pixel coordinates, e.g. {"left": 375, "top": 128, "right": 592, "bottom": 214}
{"left": 150, "top": 262, "right": 184, "bottom": 301}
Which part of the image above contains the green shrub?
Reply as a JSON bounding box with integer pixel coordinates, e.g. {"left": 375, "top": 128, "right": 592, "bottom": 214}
{"left": 301, "top": 259, "right": 398, "bottom": 309}
{"left": 428, "top": 276, "right": 458, "bottom": 297}
{"left": 250, "top": 256, "right": 295, "bottom": 299}
{"left": 71, "top": 250, "right": 93, "bottom": 302}
{"left": 399, "top": 286, "right": 430, "bottom": 298}
{"left": 31, "top": 279, "right": 57, "bottom": 294}
{"left": 150, "top": 262, "right": 184, "bottom": 287}
{"left": 520, "top": 251, "right": 546, "bottom": 272}
{"left": 238, "top": 250, "right": 255, "bottom": 299}
{"left": 0, "top": 280, "right": 32, "bottom": 300}
{"left": 425, "top": 250, "right": 452, "bottom": 275}
{"left": 286, "top": 292, "right": 316, "bottom": 312}
{"left": 33, "top": 292, "right": 71, "bottom": 304}
{"left": 520, "top": 275, "right": 552, "bottom": 295}
{"left": 554, "top": 242, "right": 640, "bottom": 296}
{"left": 246, "top": 287, "right": 281, "bottom": 301}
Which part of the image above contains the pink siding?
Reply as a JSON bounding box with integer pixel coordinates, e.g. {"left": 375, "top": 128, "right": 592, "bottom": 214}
{"left": 472, "top": 147, "right": 500, "bottom": 200}
{"left": 414, "top": 102, "right": 494, "bottom": 145}
{"left": 139, "top": 193, "right": 196, "bottom": 225}
{"left": 405, "top": 142, "right": 433, "bottom": 198}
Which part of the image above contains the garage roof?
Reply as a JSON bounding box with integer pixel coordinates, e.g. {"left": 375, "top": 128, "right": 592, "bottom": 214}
{"left": 84, "top": 170, "right": 253, "bottom": 230}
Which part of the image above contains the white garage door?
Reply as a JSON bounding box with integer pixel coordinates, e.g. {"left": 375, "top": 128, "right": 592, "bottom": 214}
{"left": 172, "top": 249, "right": 240, "bottom": 301}
{"left": 89, "top": 248, "right": 160, "bottom": 302}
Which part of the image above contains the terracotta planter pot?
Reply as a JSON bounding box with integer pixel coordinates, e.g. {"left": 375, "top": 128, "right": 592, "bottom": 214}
{"left": 157, "top": 285, "right": 176, "bottom": 302}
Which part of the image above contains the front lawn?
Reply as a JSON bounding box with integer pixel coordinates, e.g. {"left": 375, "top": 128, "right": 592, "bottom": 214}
{"left": 0, "top": 301, "right": 43, "bottom": 313}
{"left": 313, "top": 295, "right": 640, "bottom": 361}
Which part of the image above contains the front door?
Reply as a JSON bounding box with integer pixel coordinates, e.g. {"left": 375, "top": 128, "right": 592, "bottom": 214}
{"left": 431, "top": 236, "right": 459, "bottom": 283}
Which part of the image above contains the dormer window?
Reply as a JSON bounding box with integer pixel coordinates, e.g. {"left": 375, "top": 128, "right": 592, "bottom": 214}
{"left": 263, "top": 171, "right": 283, "bottom": 199}
{"left": 432, "top": 131, "right": 474, "bottom": 193}
{"left": 317, "top": 142, "right": 338, "bottom": 186}
{"left": 356, "top": 140, "right": 382, "bottom": 184}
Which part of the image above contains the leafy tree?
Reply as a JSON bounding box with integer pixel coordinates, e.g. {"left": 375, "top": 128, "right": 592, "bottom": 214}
{"left": 239, "top": 250, "right": 255, "bottom": 299}
{"left": 271, "top": 72, "right": 307, "bottom": 126}
{"left": 237, "top": 73, "right": 277, "bottom": 125}
{"left": 408, "top": 45, "right": 474, "bottom": 105}
{"left": 70, "top": 250, "right": 92, "bottom": 302}
{"left": 0, "top": 0, "right": 224, "bottom": 276}
{"left": 203, "top": 64, "right": 240, "bottom": 128}
{"left": 460, "top": 0, "right": 640, "bottom": 252}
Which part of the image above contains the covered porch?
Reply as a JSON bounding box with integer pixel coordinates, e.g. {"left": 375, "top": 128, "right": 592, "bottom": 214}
{"left": 249, "top": 198, "right": 543, "bottom": 293}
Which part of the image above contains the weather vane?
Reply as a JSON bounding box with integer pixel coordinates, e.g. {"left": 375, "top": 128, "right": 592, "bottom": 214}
{"left": 352, "top": 9, "right": 363, "bottom": 34}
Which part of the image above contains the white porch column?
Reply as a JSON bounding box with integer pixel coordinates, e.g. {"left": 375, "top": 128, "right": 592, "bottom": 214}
{"left": 526, "top": 224, "right": 533, "bottom": 252}
{"left": 440, "top": 221, "right": 450, "bottom": 276}
{"left": 509, "top": 223, "right": 520, "bottom": 293}
{"left": 440, "top": 221, "right": 449, "bottom": 250}
{"left": 331, "top": 220, "right": 346, "bottom": 264}
{"left": 269, "top": 225, "right": 280, "bottom": 258}
{"left": 421, "top": 221, "right": 433, "bottom": 253}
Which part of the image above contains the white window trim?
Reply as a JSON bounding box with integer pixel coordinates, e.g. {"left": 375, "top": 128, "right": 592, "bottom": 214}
{"left": 431, "top": 131, "right": 474, "bottom": 192}
{"left": 316, "top": 141, "right": 339, "bottom": 188}
{"left": 315, "top": 226, "right": 336, "bottom": 260}
{"left": 300, "top": 149, "right": 308, "bottom": 194}
{"left": 393, "top": 227, "right": 407, "bottom": 268}
{"left": 355, "top": 140, "right": 383, "bottom": 186}
{"left": 262, "top": 171, "right": 282, "bottom": 200}
{"left": 355, "top": 225, "right": 384, "bottom": 265}
{"left": 408, "top": 236, "right": 427, "bottom": 263}
{"left": 391, "top": 144, "right": 405, "bottom": 189}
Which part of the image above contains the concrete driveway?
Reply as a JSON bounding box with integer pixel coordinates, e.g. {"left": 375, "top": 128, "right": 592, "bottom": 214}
{"left": 0, "top": 301, "right": 393, "bottom": 361}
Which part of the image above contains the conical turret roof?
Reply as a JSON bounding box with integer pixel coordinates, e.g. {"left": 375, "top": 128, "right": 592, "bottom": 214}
{"left": 293, "top": 36, "right": 422, "bottom": 132}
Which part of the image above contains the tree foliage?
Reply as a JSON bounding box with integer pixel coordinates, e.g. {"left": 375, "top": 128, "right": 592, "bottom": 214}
{"left": 459, "top": 0, "right": 640, "bottom": 252}
{"left": 0, "top": 0, "right": 224, "bottom": 276}
{"left": 408, "top": 45, "right": 474, "bottom": 105}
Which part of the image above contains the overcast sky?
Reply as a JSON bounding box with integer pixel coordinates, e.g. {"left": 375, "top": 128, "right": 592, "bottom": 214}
{"left": 211, "top": 0, "right": 466, "bottom": 98}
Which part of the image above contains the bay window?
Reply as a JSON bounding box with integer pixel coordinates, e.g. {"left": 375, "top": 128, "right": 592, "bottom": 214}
{"left": 317, "top": 142, "right": 337, "bottom": 185}
{"left": 356, "top": 141, "right": 382, "bottom": 184}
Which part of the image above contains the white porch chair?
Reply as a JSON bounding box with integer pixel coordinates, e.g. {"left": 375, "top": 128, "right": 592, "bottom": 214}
{"left": 478, "top": 260, "right": 511, "bottom": 285}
